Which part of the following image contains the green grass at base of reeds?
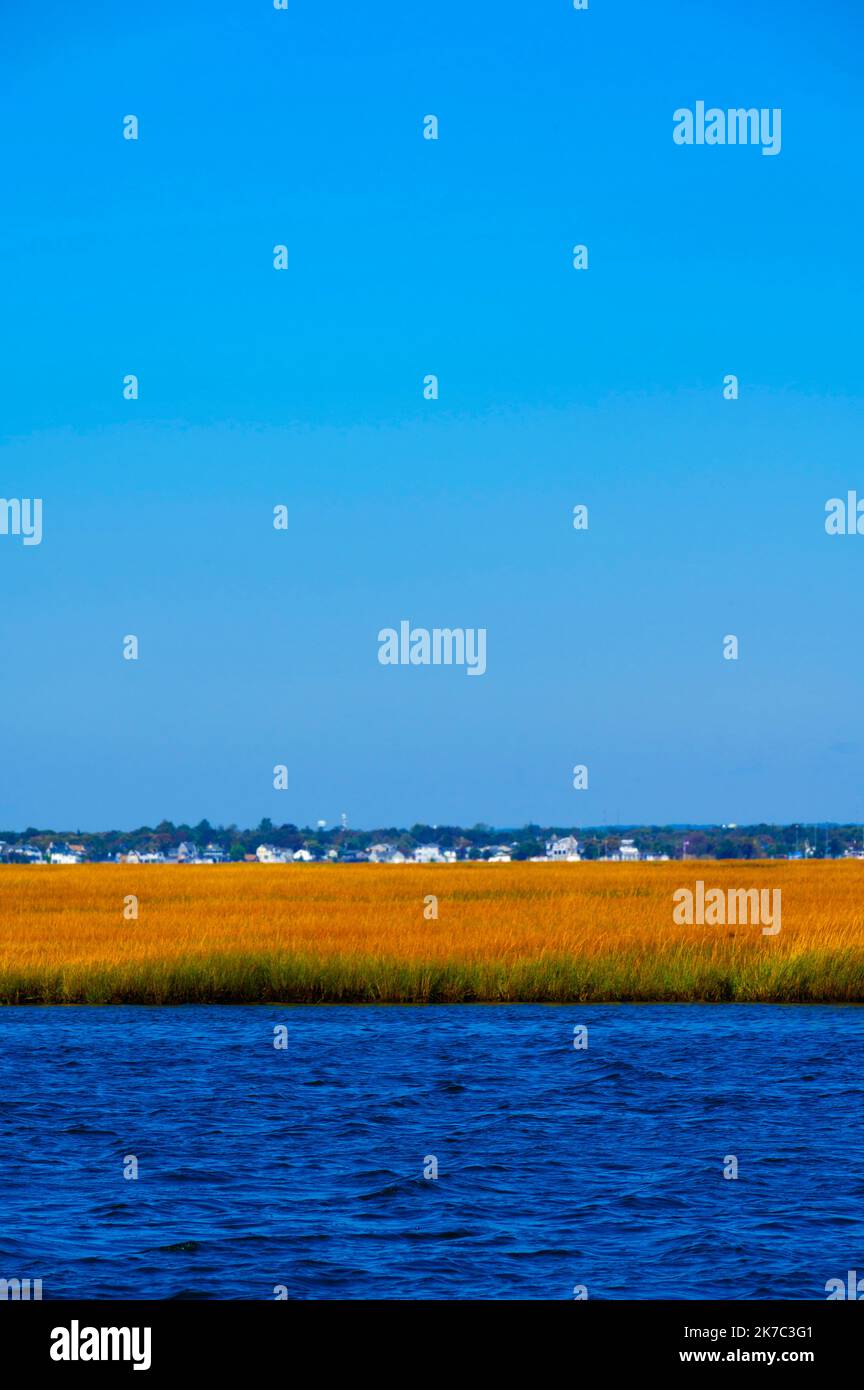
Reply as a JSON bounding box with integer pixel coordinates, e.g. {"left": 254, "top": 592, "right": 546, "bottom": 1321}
{"left": 2, "top": 948, "right": 864, "bottom": 1004}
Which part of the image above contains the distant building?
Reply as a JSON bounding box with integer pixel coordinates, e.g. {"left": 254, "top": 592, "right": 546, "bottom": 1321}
{"left": 17, "top": 845, "right": 45, "bottom": 862}
{"left": 480, "top": 844, "right": 514, "bottom": 861}
{"left": 256, "top": 844, "right": 292, "bottom": 863}
{"left": 600, "top": 838, "right": 641, "bottom": 862}
{"left": 545, "top": 835, "right": 581, "bottom": 861}
{"left": 413, "top": 845, "right": 445, "bottom": 863}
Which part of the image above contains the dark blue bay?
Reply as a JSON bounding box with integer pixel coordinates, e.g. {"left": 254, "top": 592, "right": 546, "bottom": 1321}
{"left": 0, "top": 1004, "right": 862, "bottom": 1299}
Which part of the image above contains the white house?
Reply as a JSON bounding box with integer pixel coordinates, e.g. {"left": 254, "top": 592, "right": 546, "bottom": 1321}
{"left": 47, "top": 842, "right": 84, "bottom": 864}
{"left": 413, "top": 845, "right": 445, "bottom": 863}
{"left": 617, "top": 838, "right": 640, "bottom": 862}
{"left": 367, "top": 843, "right": 395, "bottom": 862}
{"left": 256, "top": 844, "right": 291, "bottom": 863}
{"left": 545, "top": 835, "right": 581, "bottom": 861}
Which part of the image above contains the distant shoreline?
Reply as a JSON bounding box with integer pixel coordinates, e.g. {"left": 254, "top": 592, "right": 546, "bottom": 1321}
{"left": 2, "top": 821, "right": 859, "bottom": 867}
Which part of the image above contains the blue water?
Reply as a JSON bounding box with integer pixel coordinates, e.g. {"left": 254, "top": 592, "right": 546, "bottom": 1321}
{"left": 0, "top": 1004, "right": 862, "bottom": 1299}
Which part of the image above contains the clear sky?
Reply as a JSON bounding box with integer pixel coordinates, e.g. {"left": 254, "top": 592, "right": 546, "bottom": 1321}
{"left": 2, "top": 0, "right": 863, "bottom": 831}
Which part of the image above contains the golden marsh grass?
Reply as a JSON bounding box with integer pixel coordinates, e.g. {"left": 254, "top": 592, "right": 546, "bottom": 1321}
{"left": 1, "top": 861, "right": 863, "bottom": 1004}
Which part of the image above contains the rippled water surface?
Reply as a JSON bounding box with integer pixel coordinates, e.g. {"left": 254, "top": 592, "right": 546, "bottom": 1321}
{"left": 1, "top": 1004, "right": 861, "bottom": 1299}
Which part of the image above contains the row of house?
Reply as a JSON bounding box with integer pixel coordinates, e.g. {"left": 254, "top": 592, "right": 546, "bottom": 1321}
{"left": 118, "top": 842, "right": 228, "bottom": 864}
{"left": 3, "top": 835, "right": 767, "bottom": 866}
{"left": 540, "top": 836, "right": 670, "bottom": 862}
{"left": 254, "top": 842, "right": 463, "bottom": 864}
{"left": 0, "top": 836, "right": 638, "bottom": 865}
{"left": 256, "top": 845, "right": 315, "bottom": 863}
{"left": 7, "top": 835, "right": 864, "bottom": 864}
{"left": 255, "top": 836, "right": 655, "bottom": 864}
{"left": 0, "top": 840, "right": 88, "bottom": 864}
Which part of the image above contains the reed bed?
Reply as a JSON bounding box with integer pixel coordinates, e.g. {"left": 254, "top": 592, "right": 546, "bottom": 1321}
{"left": 0, "top": 862, "right": 862, "bottom": 1004}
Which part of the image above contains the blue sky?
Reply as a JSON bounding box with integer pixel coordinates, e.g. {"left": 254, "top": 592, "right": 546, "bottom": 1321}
{"left": 2, "top": 0, "right": 863, "bottom": 831}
